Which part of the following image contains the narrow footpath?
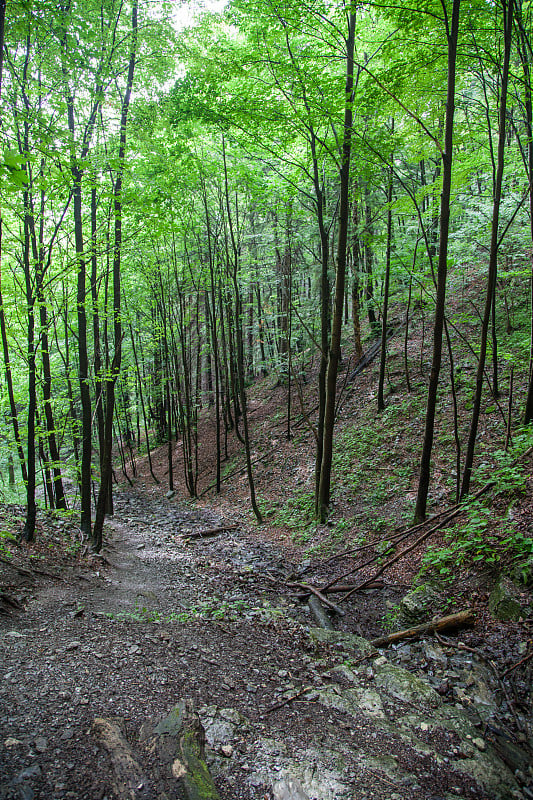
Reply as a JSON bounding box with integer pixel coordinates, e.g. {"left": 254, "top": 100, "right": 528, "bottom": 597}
{"left": 0, "top": 489, "right": 527, "bottom": 800}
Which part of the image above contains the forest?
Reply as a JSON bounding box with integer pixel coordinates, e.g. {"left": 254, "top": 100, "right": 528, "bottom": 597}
{"left": 0, "top": 0, "right": 532, "bottom": 549}
{"left": 1, "top": 1, "right": 533, "bottom": 798}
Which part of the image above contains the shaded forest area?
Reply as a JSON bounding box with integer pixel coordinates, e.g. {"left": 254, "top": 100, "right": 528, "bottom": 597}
{"left": 0, "top": 0, "right": 532, "bottom": 597}
{"left": 2, "top": 2, "right": 533, "bottom": 798}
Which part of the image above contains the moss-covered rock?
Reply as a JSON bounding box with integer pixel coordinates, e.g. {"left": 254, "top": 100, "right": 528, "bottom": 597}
{"left": 488, "top": 577, "right": 525, "bottom": 621}
{"left": 397, "top": 585, "right": 442, "bottom": 624}
{"left": 373, "top": 663, "right": 442, "bottom": 709}
{"left": 143, "top": 702, "right": 221, "bottom": 800}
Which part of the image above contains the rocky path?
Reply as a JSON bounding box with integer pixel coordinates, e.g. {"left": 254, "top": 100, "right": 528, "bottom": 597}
{"left": 0, "top": 490, "right": 528, "bottom": 800}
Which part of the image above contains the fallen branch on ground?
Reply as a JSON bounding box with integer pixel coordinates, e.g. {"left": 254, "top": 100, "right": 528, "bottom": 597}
{"left": 334, "top": 481, "right": 498, "bottom": 603}
{"left": 264, "top": 685, "right": 315, "bottom": 714}
{"left": 307, "top": 595, "right": 335, "bottom": 629}
{"left": 287, "top": 581, "right": 345, "bottom": 616}
{"left": 370, "top": 609, "right": 475, "bottom": 648}
{"left": 293, "top": 581, "right": 384, "bottom": 600}
{"left": 500, "top": 650, "right": 533, "bottom": 679}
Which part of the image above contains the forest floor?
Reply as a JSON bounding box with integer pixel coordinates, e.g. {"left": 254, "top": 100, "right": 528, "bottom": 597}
{"left": 1, "top": 316, "right": 533, "bottom": 799}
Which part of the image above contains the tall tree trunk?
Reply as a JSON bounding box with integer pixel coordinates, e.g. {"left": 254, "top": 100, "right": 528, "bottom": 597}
{"left": 414, "top": 0, "right": 461, "bottom": 522}
{"left": 460, "top": 0, "right": 513, "bottom": 498}
{"left": 91, "top": 185, "right": 106, "bottom": 492}
{"left": 317, "top": 8, "right": 356, "bottom": 521}
{"left": 93, "top": 0, "right": 138, "bottom": 550}
{"left": 378, "top": 143, "right": 394, "bottom": 412}
{"left": 0, "top": 0, "right": 27, "bottom": 486}
{"left": 22, "top": 205, "right": 37, "bottom": 542}
{"left": 515, "top": 1, "right": 533, "bottom": 424}
{"left": 364, "top": 189, "right": 378, "bottom": 331}
{"left": 350, "top": 182, "right": 363, "bottom": 360}
{"left": 223, "top": 138, "right": 263, "bottom": 522}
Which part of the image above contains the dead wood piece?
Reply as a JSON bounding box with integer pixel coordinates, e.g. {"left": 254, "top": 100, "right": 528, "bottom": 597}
{"left": 486, "top": 729, "right": 533, "bottom": 775}
{"left": 0, "top": 556, "right": 35, "bottom": 580}
{"left": 294, "top": 581, "right": 384, "bottom": 600}
{"left": 141, "top": 701, "right": 221, "bottom": 800}
{"left": 31, "top": 567, "right": 68, "bottom": 582}
{"left": 264, "top": 685, "right": 315, "bottom": 714}
{"left": 308, "top": 595, "right": 335, "bottom": 630}
{"left": 500, "top": 650, "right": 533, "bottom": 678}
{"left": 92, "top": 717, "right": 150, "bottom": 800}
{"left": 184, "top": 524, "right": 238, "bottom": 540}
{"left": 370, "top": 609, "right": 475, "bottom": 648}
{"left": 347, "top": 330, "right": 393, "bottom": 383}
{"left": 288, "top": 581, "right": 345, "bottom": 616}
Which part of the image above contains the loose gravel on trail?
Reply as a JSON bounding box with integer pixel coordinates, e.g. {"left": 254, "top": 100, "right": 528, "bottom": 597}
{"left": 0, "top": 490, "right": 529, "bottom": 800}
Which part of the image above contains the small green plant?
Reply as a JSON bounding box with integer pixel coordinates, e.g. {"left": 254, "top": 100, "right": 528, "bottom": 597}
{"left": 108, "top": 596, "right": 256, "bottom": 624}
{"left": 271, "top": 488, "right": 315, "bottom": 529}
{"left": 0, "top": 528, "right": 16, "bottom": 556}
{"left": 380, "top": 604, "right": 402, "bottom": 631}
{"left": 420, "top": 430, "right": 533, "bottom": 579}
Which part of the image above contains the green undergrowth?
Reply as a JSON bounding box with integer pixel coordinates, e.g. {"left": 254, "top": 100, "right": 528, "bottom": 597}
{"left": 420, "top": 429, "right": 533, "bottom": 580}
{"left": 106, "top": 596, "right": 289, "bottom": 625}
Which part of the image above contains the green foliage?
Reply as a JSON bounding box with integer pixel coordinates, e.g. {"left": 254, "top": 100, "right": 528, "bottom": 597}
{"left": 107, "top": 596, "right": 287, "bottom": 625}
{"left": 268, "top": 488, "right": 315, "bottom": 531}
{"left": 421, "top": 431, "right": 533, "bottom": 579}
{"left": 0, "top": 528, "right": 16, "bottom": 556}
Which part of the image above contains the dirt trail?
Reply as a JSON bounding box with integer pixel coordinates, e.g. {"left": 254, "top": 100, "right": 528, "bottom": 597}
{"left": 0, "top": 489, "right": 526, "bottom": 800}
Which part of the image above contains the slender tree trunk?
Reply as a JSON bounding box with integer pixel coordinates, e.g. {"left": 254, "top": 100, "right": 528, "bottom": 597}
{"left": 515, "top": 1, "right": 533, "bottom": 424}
{"left": 223, "top": 138, "right": 263, "bottom": 522}
{"left": 317, "top": 9, "right": 356, "bottom": 521}
{"left": 414, "top": 0, "right": 461, "bottom": 522}
{"left": 460, "top": 0, "right": 512, "bottom": 499}
{"left": 91, "top": 185, "right": 106, "bottom": 488}
{"left": 22, "top": 203, "right": 37, "bottom": 541}
{"left": 0, "top": 2, "right": 21, "bottom": 488}
{"left": 93, "top": 0, "right": 138, "bottom": 550}
{"left": 0, "top": 275, "right": 27, "bottom": 485}
{"left": 202, "top": 184, "right": 222, "bottom": 492}
{"left": 364, "top": 190, "right": 378, "bottom": 331}
{"left": 378, "top": 145, "right": 394, "bottom": 412}
{"left": 350, "top": 183, "right": 363, "bottom": 360}
{"left": 129, "top": 318, "right": 159, "bottom": 483}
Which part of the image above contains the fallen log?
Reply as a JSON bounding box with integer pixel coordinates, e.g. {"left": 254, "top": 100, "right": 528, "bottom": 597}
{"left": 308, "top": 595, "right": 335, "bottom": 630}
{"left": 370, "top": 609, "right": 475, "bottom": 648}
{"left": 0, "top": 591, "right": 23, "bottom": 616}
{"left": 346, "top": 332, "right": 391, "bottom": 383}
{"left": 294, "top": 581, "right": 384, "bottom": 600}
{"left": 92, "top": 717, "right": 150, "bottom": 800}
{"left": 265, "top": 685, "right": 315, "bottom": 714}
{"left": 288, "top": 581, "right": 345, "bottom": 616}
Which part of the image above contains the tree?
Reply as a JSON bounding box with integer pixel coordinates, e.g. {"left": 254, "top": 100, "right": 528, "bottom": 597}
{"left": 414, "top": 0, "right": 461, "bottom": 523}
{"left": 317, "top": 4, "right": 356, "bottom": 521}
{"left": 92, "top": 0, "right": 139, "bottom": 552}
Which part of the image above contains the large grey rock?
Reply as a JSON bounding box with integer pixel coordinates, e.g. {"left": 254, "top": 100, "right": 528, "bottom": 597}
{"left": 398, "top": 585, "right": 442, "bottom": 624}
{"left": 374, "top": 663, "right": 442, "bottom": 709}
{"left": 317, "top": 685, "right": 385, "bottom": 720}
{"left": 199, "top": 705, "right": 248, "bottom": 749}
{"left": 308, "top": 627, "right": 374, "bottom": 655}
{"left": 488, "top": 577, "right": 526, "bottom": 621}
{"left": 248, "top": 740, "right": 352, "bottom": 800}
{"left": 272, "top": 776, "right": 310, "bottom": 800}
